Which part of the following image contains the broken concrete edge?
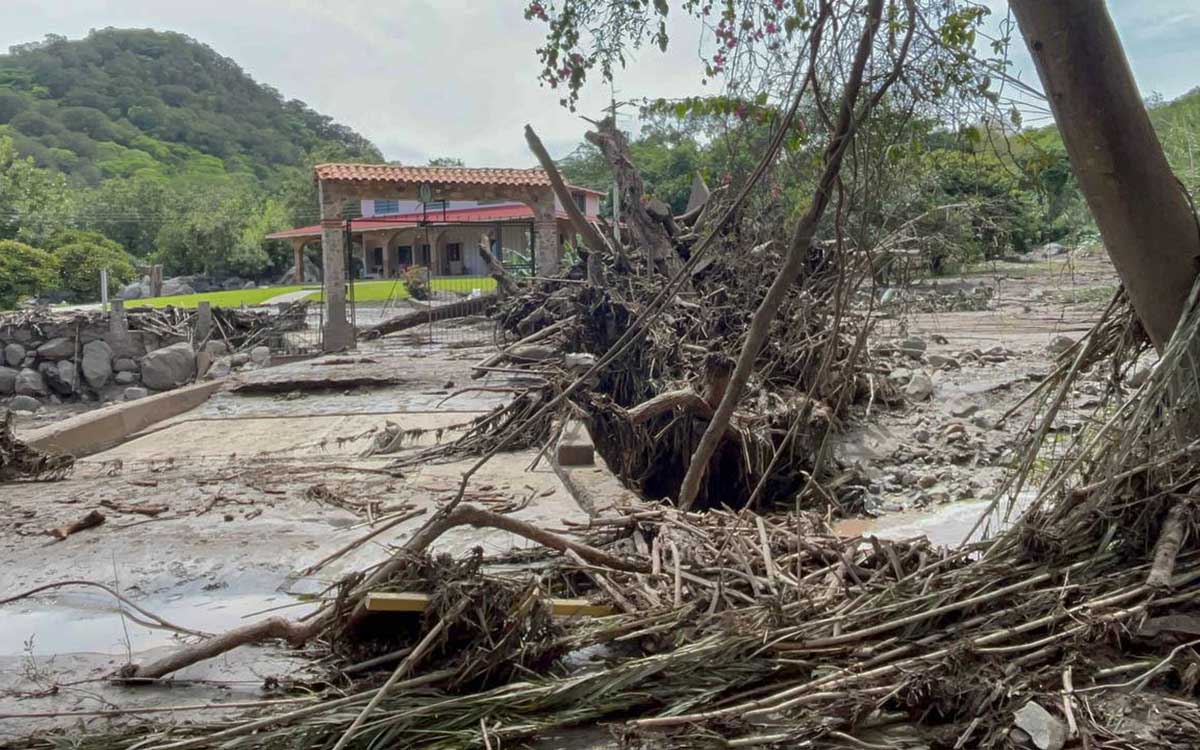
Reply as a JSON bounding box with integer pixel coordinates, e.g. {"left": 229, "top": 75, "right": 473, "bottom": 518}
{"left": 550, "top": 420, "right": 639, "bottom": 518}
{"left": 21, "top": 379, "right": 227, "bottom": 459}
{"left": 556, "top": 418, "right": 596, "bottom": 467}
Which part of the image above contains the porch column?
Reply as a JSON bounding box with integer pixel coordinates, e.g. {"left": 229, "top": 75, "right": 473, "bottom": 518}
{"left": 319, "top": 184, "right": 354, "bottom": 352}
{"left": 532, "top": 193, "right": 560, "bottom": 275}
{"left": 291, "top": 239, "right": 306, "bottom": 284}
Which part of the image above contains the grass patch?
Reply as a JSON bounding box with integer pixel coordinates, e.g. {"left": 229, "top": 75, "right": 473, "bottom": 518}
{"left": 129, "top": 276, "right": 498, "bottom": 309}
{"left": 130, "top": 285, "right": 315, "bottom": 309}
{"left": 324, "top": 277, "right": 498, "bottom": 303}
{"left": 1041, "top": 284, "right": 1118, "bottom": 306}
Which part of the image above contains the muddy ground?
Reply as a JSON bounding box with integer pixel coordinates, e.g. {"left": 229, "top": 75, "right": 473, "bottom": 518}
{"left": 0, "top": 250, "right": 1129, "bottom": 743}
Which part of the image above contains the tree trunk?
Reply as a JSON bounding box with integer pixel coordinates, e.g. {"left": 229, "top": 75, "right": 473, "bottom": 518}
{"left": 360, "top": 294, "right": 496, "bottom": 339}
{"left": 1011, "top": 0, "right": 1200, "bottom": 351}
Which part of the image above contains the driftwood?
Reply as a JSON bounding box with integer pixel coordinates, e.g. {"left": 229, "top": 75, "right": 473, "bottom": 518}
{"left": 0, "top": 410, "right": 74, "bottom": 481}
{"left": 122, "top": 502, "right": 642, "bottom": 681}
{"left": 48, "top": 510, "right": 105, "bottom": 541}
{"left": 471, "top": 318, "right": 574, "bottom": 379}
{"left": 360, "top": 295, "right": 496, "bottom": 339}
{"left": 525, "top": 124, "right": 613, "bottom": 265}
{"left": 585, "top": 117, "right": 684, "bottom": 278}
{"left": 626, "top": 389, "right": 714, "bottom": 425}
{"left": 1148, "top": 501, "right": 1190, "bottom": 588}
{"left": 477, "top": 238, "right": 519, "bottom": 297}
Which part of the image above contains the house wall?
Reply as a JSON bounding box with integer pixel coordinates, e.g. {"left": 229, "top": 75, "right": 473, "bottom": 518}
{"left": 354, "top": 224, "right": 533, "bottom": 278}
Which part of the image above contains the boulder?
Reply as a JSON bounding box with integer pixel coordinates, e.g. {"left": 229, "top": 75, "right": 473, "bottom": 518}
{"left": 948, "top": 399, "right": 980, "bottom": 418}
{"left": 1012, "top": 701, "right": 1066, "bottom": 750}
{"left": 37, "top": 337, "right": 75, "bottom": 360}
{"left": 160, "top": 278, "right": 196, "bottom": 297}
{"left": 124, "top": 386, "right": 150, "bottom": 401}
{"left": 971, "top": 410, "right": 998, "bottom": 430}
{"left": 196, "top": 350, "right": 213, "bottom": 379}
{"left": 117, "top": 280, "right": 145, "bottom": 300}
{"left": 222, "top": 277, "right": 246, "bottom": 291}
{"left": 900, "top": 337, "right": 927, "bottom": 359}
{"left": 0, "top": 366, "right": 16, "bottom": 395}
{"left": 14, "top": 368, "right": 46, "bottom": 396}
{"left": 927, "top": 353, "right": 959, "bottom": 370}
{"left": 905, "top": 370, "right": 934, "bottom": 401}
{"left": 242, "top": 280, "right": 257, "bottom": 289}
{"left": 140, "top": 342, "right": 197, "bottom": 390}
{"left": 230, "top": 352, "right": 251, "bottom": 367}
{"left": 250, "top": 346, "right": 271, "bottom": 365}
{"left": 1046, "top": 335, "right": 1074, "bottom": 356}
{"left": 3, "top": 342, "right": 25, "bottom": 368}
{"left": 203, "top": 341, "right": 229, "bottom": 357}
{"left": 8, "top": 394, "right": 40, "bottom": 412}
{"left": 115, "top": 371, "right": 138, "bottom": 385}
{"left": 113, "top": 357, "right": 139, "bottom": 372}
{"left": 206, "top": 357, "right": 232, "bottom": 380}
{"left": 42, "top": 360, "right": 77, "bottom": 395}
{"left": 81, "top": 340, "right": 114, "bottom": 389}
{"left": 1127, "top": 364, "right": 1153, "bottom": 389}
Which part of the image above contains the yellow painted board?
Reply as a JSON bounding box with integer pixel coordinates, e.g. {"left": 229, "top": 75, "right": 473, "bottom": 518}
{"left": 365, "top": 592, "right": 614, "bottom": 617}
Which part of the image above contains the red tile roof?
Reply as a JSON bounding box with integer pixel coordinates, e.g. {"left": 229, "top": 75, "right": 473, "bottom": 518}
{"left": 313, "top": 163, "right": 605, "bottom": 195}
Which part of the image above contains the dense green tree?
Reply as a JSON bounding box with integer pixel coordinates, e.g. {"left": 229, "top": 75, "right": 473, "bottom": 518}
{"left": 0, "top": 239, "right": 58, "bottom": 308}
{"left": 0, "top": 134, "right": 72, "bottom": 247}
{"left": 0, "top": 28, "right": 381, "bottom": 185}
{"left": 44, "top": 229, "right": 137, "bottom": 302}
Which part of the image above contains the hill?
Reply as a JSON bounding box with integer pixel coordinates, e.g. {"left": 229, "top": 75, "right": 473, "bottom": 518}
{"left": 0, "top": 28, "right": 381, "bottom": 187}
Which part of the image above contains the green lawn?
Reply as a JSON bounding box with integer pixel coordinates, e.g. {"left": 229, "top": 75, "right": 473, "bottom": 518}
{"left": 317, "top": 277, "right": 498, "bottom": 303}
{"left": 129, "top": 285, "right": 315, "bottom": 309}
{"left": 128, "top": 276, "right": 497, "bottom": 309}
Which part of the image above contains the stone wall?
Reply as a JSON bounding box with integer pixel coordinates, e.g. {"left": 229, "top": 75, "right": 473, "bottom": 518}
{"left": 0, "top": 311, "right": 187, "bottom": 412}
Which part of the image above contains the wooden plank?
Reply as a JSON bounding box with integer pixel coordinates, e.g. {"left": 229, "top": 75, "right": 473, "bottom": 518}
{"left": 365, "top": 592, "right": 614, "bottom": 618}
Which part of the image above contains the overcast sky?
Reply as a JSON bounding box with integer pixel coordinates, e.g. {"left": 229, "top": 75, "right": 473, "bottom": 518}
{"left": 4, "top": 1, "right": 1199, "bottom": 166}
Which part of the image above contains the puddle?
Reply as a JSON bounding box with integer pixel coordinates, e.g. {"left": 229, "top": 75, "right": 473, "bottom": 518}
{"left": 836, "top": 492, "right": 1034, "bottom": 547}
{"left": 1, "top": 587, "right": 315, "bottom": 657}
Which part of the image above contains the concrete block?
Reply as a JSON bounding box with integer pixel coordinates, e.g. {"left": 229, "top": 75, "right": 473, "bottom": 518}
{"left": 556, "top": 419, "right": 595, "bottom": 467}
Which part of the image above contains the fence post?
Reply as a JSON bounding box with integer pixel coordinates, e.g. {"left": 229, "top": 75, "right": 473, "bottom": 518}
{"left": 100, "top": 267, "right": 109, "bottom": 313}
{"left": 195, "top": 301, "right": 213, "bottom": 345}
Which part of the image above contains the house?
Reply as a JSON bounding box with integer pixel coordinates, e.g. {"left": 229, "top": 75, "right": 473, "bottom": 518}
{"left": 266, "top": 165, "right": 604, "bottom": 282}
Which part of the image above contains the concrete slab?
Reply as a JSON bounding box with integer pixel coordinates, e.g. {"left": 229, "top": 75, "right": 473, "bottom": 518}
{"left": 20, "top": 380, "right": 226, "bottom": 458}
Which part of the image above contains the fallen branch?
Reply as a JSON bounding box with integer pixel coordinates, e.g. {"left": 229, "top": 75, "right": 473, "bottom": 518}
{"left": 525, "top": 124, "right": 614, "bottom": 261}
{"left": 360, "top": 295, "right": 496, "bottom": 339}
{"left": 0, "top": 579, "right": 209, "bottom": 637}
{"left": 125, "top": 615, "right": 317, "bottom": 680}
{"left": 626, "top": 389, "right": 714, "bottom": 425}
{"left": 99, "top": 500, "right": 168, "bottom": 517}
{"left": 471, "top": 318, "right": 573, "bottom": 379}
{"left": 47, "top": 510, "right": 105, "bottom": 541}
{"left": 1148, "top": 501, "right": 1190, "bottom": 588}
{"left": 477, "top": 237, "right": 520, "bottom": 297}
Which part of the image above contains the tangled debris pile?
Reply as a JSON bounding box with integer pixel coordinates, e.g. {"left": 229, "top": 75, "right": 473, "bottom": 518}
{"left": 0, "top": 410, "right": 74, "bottom": 481}
{"left": 13, "top": 124, "right": 1200, "bottom": 748}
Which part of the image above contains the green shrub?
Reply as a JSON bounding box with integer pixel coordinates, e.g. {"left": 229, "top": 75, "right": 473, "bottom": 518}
{"left": 45, "top": 229, "right": 138, "bottom": 302}
{"left": 0, "top": 240, "right": 59, "bottom": 308}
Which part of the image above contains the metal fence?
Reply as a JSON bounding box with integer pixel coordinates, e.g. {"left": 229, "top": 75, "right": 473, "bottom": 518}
{"left": 269, "top": 303, "right": 325, "bottom": 356}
